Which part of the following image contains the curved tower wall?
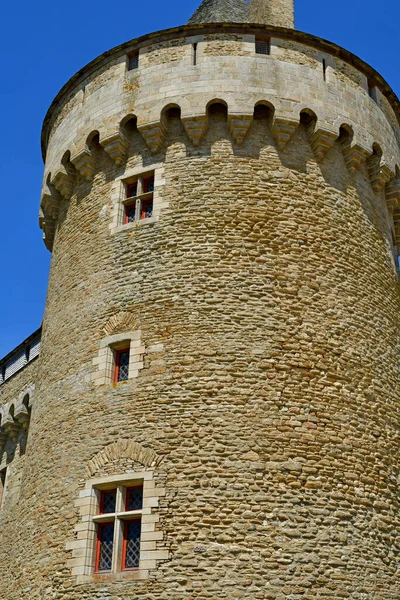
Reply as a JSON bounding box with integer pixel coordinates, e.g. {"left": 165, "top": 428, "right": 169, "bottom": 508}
{"left": 1, "top": 23, "right": 400, "bottom": 600}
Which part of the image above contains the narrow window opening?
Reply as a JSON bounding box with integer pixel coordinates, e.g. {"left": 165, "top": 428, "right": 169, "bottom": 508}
{"left": 0, "top": 468, "right": 7, "bottom": 508}
{"left": 368, "top": 81, "right": 378, "bottom": 103}
{"left": 114, "top": 348, "right": 130, "bottom": 383}
{"left": 322, "top": 59, "right": 327, "bottom": 81}
{"left": 128, "top": 52, "right": 139, "bottom": 71}
{"left": 192, "top": 43, "right": 197, "bottom": 66}
{"left": 255, "top": 38, "right": 270, "bottom": 55}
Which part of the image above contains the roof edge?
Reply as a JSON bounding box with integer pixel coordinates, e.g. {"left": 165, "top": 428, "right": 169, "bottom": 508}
{"left": 41, "top": 22, "right": 400, "bottom": 161}
{"left": 0, "top": 327, "right": 42, "bottom": 369}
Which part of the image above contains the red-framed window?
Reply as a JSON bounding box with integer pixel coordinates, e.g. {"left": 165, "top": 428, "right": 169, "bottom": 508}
{"left": 124, "top": 173, "right": 154, "bottom": 223}
{"left": 143, "top": 176, "right": 154, "bottom": 194}
{"left": 95, "top": 522, "right": 115, "bottom": 572}
{"left": 100, "top": 489, "right": 117, "bottom": 514}
{"left": 126, "top": 485, "right": 143, "bottom": 511}
{"left": 114, "top": 348, "right": 130, "bottom": 383}
{"left": 122, "top": 519, "right": 141, "bottom": 570}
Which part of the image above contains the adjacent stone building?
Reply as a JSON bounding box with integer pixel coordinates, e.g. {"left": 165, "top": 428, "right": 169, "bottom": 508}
{"left": 1, "top": 0, "right": 400, "bottom": 597}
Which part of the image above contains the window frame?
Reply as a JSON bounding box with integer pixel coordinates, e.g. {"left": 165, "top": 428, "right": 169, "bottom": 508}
{"left": 255, "top": 37, "right": 270, "bottom": 55}
{"left": 93, "top": 480, "right": 144, "bottom": 574}
{"left": 113, "top": 347, "right": 130, "bottom": 383}
{"left": 123, "top": 171, "right": 155, "bottom": 225}
{"left": 127, "top": 51, "right": 139, "bottom": 71}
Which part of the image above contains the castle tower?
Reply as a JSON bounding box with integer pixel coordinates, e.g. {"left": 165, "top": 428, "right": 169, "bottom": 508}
{"left": 0, "top": 0, "right": 400, "bottom": 598}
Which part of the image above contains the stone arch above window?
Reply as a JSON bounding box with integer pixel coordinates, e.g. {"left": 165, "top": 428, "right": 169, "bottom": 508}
{"left": 86, "top": 439, "right": 163, "bottom": 478}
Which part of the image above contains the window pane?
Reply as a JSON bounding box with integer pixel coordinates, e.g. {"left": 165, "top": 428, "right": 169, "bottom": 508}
{"left": 126, "top": 485, "right": 143, "bottom": 511}
{"left": 117, "top": 350, "right": 130, "bottom": 382}
{"left": 255, "top": 40, "right": 269, "bottom": 55}
{"left": 126, "top": 203, "right": 136, "bottom": 223}
{"left": 141, "top": 198, "right": 153, "bottom": 219}
{"left": 123, "top": 520, "right": 141, "bottom": 569}
{"left": 144, "top": 177, "right": 154, "bottom": 193}
{"left": 97, "top": 523, "right": 114, "bottom": 571}
{"left": 127, "top": 182, "right": 137, "bottom": 198}
{"left": 101, "top": 489, "right": 116, "bottom": 513}
{"left": 128, "top": 53, "right": 139, "bottom": 70}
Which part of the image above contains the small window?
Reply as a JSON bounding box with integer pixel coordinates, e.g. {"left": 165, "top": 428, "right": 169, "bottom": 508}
{"left": 124, "top": 171, "right": 155, "bottom": 224}
{"left": 255, "top": 38, "right": 270, "bottom": 55}
{"left": 94, "top": 481, "right": 144, "bottom": 573}
{"left": 128, "top": 52, "right": 139, "bottom": 71}
{"left": 0, "top": 468, "right": 7, "bottom": 508}
{"left": 114, "top": 348, "right": 130, "bottom": 383}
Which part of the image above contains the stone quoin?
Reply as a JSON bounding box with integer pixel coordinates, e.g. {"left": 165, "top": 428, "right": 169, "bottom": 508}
{"left": 1, "top": 0, "right": 400, "bottom": 597}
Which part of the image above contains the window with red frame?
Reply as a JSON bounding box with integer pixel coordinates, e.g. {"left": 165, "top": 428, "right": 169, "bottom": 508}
{"left": 94, "top": 482, "right": 143, "bottom": 573}
{"left": 124, "top": 172, "right": 154, "bottom": 223}
{"left": 114, "top": 348, "right": 130, "bottom": 383}
{"left": 95, "top": 489, "right": 117, "bottom": 572}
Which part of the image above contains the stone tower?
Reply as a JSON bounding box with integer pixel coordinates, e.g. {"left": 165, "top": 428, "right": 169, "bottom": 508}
{"left": 0, "top": 0, "right": 400, "bottom": 598}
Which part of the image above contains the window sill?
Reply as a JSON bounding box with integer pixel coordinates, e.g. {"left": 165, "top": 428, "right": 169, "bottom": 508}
{"left": 78, "top": 569, "right": 149, "bottom": 584}
{"left": 111, "top": 216, "right": 159, "bottom": 235}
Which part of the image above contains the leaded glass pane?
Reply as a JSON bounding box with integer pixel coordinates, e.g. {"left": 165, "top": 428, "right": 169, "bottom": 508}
{"left": 126, "top": 204, "right": 136, "bottom": 223}
{"left": 127, "top": 182, "right": 138, "bottom": 198}
{"left": 117, "top": 351, "right": 130, "bottom": 382}
{"left": 97, "top": 523, "right": 114, "bottom": 571}
{"left": 101, "top": 490, "right": 116, "bottom": 513}
{"left": 126, "top": 486, "right": 143, "bottom": 511}
{"left": 141, "top": 199, "right": 153, "bottom": 219}
{"left": 255, "top": 40, "right": 269, "bottom": 55}
{"left": 144, "top": 178, "right": 154, "bottom": 193}
{"left": 124, "top": 520, "right": 141, "bottom": 569}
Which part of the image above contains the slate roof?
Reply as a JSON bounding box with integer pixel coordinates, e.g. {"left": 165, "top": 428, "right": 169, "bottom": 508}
{"left": 188, "top": 0, "right": 249, "bottom": 24}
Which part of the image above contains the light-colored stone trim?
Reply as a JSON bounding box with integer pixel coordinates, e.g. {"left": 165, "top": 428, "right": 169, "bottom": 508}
{"left": 109, "top": 163, "right": 166, "bottom": 235}
{"left": 92, "top": 330, "right": 144, "bottom": 386}
{"left": 68, "top": 470, "right": 167, "bottom": 584}
{"left": 86, "top": 440, "right": 163, "bottom": 477}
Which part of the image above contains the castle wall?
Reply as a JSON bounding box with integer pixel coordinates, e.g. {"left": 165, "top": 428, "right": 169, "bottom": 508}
{"left": 2, "top": 105, "right": 400, "bottom": 598}
{"left": 1, "top": 24, "right": 399, "bottom": 600}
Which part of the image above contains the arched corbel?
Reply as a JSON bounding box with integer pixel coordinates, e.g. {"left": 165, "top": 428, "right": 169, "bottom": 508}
{"left": 337, "top": 124, "right": 371, "bottom": 174}
{"left": 367, "top": 145, "right": 394, "bottom": 193}
{"left": 100, "top": 130, "right": 130, "bottom": 166}
{"left": 308, "top": 121, "right": 338, "bottom": 163}
{"left": 2, "top": 407, "right": 21, "bottom": 441}
{"left": 228, "top": 113, "right": 253, "bottom": 145}
{"left": 137, "top": 120, "right": 167, "bottom": 153}
{"left": 52, "top": 151, "right": 76, "bottom": 200}
{"left": 181, "top": 114, "right": 208, "bottom": 146}
{"left": 71, "top": 132, "right": 98, "bottom": 181}
{"left": 271, "top": 114, "right": 298, "bottom": 150}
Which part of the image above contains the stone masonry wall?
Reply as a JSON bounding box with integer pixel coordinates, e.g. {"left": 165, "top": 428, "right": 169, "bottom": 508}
{"left": 1, "top": 104, "right": 400, "bottom": 598}
{"left": 249, "top": 0, "right": 295, "bottom": 28}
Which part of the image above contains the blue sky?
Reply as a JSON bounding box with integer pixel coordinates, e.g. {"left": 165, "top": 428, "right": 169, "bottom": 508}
{"left": 0, "top": 0, "right": 399, "bottom": 358}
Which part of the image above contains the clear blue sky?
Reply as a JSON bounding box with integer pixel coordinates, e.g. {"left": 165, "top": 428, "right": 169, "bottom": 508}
{"left": 0, "top": 0, "right": 399, "bottom": 358}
